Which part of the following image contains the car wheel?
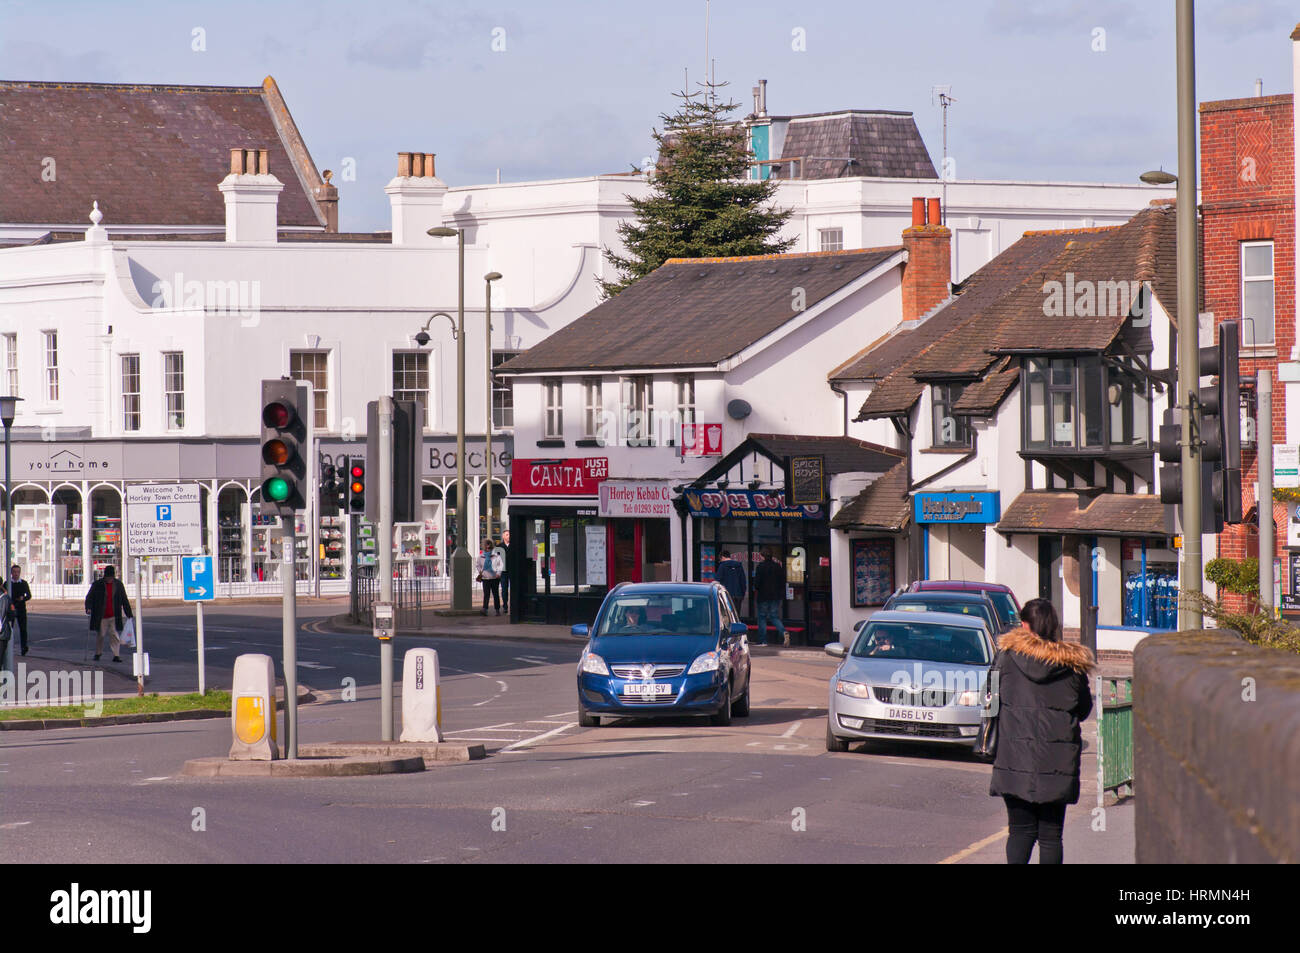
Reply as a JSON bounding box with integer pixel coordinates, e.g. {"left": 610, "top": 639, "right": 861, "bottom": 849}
{"left": 825, "top": 722, "right": 850, "bottom": 752}
{"left": 711, "top": 683, "right": 733, "bottom": 727}
{"left": 732, "top": 676, "right": 751, "bottom": 717}
{"left": 578, "top": 704, "right": 599, "bottom": 728}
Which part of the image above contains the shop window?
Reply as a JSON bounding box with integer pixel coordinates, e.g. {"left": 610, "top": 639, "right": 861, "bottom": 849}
{"left": 53, "top": 485, "right": 83, "bottom": 586}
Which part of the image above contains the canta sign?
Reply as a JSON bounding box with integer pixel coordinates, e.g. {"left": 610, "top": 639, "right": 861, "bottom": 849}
{"left": 599, "top": 481, "right": 674, "bottom": 518}
{"left": 511, "top": 457, "right": 609, "bottom": 496}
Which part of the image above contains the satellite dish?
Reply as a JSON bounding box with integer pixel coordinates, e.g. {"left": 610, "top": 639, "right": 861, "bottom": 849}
{"left": 727, "top": 399, "right": 752, "bottom": 420}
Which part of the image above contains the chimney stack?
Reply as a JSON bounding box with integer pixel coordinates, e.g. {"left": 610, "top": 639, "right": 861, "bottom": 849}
{"left": 218, "top": 148, "right": 283, "bottom": 242}
{"left": 386, "top": 152, "right": 448, "bottom": 245}
{"left": 901, "top": 196, "right": 951, "bottom": 322}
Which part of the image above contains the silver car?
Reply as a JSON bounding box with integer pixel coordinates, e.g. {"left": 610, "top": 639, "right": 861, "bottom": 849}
{"left": 825, "top": 610, "right": 995, "bottom": 751}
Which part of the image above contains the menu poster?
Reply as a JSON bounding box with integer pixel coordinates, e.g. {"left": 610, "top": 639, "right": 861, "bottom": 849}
{"left": 786, "top": 455, "right": 827, "bottom": 506}
{"left": 700, "top": 544, "right": 717, "bottom": 581}
{"left": 585, "top": 524, "right": 608, "bottom": 586}
{"left": 852, "top": 538, "right": 894, "bottom": 607}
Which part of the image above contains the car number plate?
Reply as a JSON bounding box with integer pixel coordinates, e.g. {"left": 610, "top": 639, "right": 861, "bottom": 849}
{"left": 887, "top": 708, "right": 936, "bottom": 721}
{"left": 623, "top": 683, "right": 671, "bottom": 697}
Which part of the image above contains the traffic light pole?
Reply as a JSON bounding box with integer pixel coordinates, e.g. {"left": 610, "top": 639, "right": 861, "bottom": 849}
{"left": 282, "top": 523, "right": 298, "bottom": 759}
{"left": 378, "top": 395, "right": 395, "bottom": 741}
{"left": 1176, "top": 0, "right": 1203, "bottom": 631}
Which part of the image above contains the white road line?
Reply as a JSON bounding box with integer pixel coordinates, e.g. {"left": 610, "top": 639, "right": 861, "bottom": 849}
{"left": 781, "top": 722, "right": 802, "bottom": 738}
{"left": 512, "top": 656, "right": 546, "bottom": 665}
{"left": 298, "top": 662, "right": 335, "bottom": 670}
{"left": 499, "top": 722, "right": 578, "bottom": 753}
{"left": 0, "top": 821, "right": 32, "bottom": 829}
{"left": 144, "top": 776, "right": 170, "bottom": 782}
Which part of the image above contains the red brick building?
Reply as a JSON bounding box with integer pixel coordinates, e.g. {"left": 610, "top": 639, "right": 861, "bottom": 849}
{"left": 1200, "top": 85, "right": 1295, "bottom": 601}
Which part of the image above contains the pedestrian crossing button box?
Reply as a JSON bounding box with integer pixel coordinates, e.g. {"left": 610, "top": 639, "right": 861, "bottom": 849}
{"left": 229, "top": 653, "right": 280, "bottom": 760}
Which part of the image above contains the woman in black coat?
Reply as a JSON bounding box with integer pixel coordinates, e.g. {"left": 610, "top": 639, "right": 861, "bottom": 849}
{"left": 989, "top": 598, "right": 1094, "bottom": 863}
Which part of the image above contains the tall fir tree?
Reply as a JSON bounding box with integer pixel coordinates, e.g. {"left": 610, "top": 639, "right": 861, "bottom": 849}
{"left": 599, "top": 85, "right": 794, "bottom": 298}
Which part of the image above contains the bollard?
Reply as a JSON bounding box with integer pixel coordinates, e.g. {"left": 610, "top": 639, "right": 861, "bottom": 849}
{"left": 229, "top": 654, "right": 280, "bottom": 760}
{"left": 399, "top": 648, "right": 443, "bottom": 742}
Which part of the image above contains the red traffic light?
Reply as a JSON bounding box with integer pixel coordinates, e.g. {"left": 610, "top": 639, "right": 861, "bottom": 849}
{"left": 351, "top": 464, "right": 363, "bottom": 479}
{"left": 262, "top": 401, "right": 295, "bottom": 429}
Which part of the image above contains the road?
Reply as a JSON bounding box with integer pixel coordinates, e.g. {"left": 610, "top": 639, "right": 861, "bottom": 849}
{"left": 2, "top": 605, "right": 1132, "bottom": 863}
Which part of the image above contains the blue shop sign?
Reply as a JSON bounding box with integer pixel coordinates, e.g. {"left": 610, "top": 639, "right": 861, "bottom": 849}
{"left": 683, "top": 487, "right": 824, "bottom": 520}
{"left": 914, "top": 491, "right": 1001, "bottom": 524}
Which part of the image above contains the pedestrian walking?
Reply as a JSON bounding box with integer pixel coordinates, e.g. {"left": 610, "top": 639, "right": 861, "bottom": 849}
{"left": 8, "top": 564, "right": 31, "bottom": 656}
{"left": 988, "top": 597, "right": 1095, "bottom": 864}
{"left": 85, "top": 565, "right": 133, "bottom": 662}
{"left": 479, "top": 539, "right": 502, "bottom": 616}
{"left": 497, "top": 531, "right": 512, "bottom": 615}
{"left": 752, "top": 549, "right": 787, "bottom": 647}
{"left": 714, "top": 549, "right": 747, "bottom": 611}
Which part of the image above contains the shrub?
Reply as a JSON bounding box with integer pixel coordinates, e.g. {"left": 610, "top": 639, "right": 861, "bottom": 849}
{"left": 1204, "top": 557, "right": 1260, "bottom": 596}
{"left": 1184, "top": 592, "right": 1300, "bottom": 655}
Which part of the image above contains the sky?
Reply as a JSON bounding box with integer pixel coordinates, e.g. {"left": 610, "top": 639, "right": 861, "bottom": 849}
{"left": 2, "top": 0, "right": 1297, "bottom": 231}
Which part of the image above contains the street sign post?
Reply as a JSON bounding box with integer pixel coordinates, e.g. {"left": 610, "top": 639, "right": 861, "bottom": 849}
{"left": 125, "top": 484, "right": 202, "bottom": 694}
{"left": 182, "top": 555, "right": 215, "bottom": 695}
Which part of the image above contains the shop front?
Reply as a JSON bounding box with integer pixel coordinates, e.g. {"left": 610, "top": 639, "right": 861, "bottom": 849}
{"left": 684, "top": 486, "right": 832, "bottom": 645}
{"left": 914, "top": 491, "right": 1001, "bottom": 581}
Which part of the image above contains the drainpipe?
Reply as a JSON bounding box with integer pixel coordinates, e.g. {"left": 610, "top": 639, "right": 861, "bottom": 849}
{"left": 829, "top": 381, "right": 850, "bottom": 436}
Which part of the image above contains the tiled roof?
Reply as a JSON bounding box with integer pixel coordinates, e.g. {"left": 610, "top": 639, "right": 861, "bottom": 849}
{"left": 950, "top": 357, "right": 1019, "bottom": 415}
{"left": 0, "top": 77, "right": 327, "bottom": 228}
{"left": 778, "top": 112, "right": 937, "bottom": 179}
{"left": 997, "top": 491, "right": 1172, "bottom": 537}
{"left": 829, "top": 460, "right": 910, "bottom": 531}
{"left": 498, "top": 246, "right": 903, "bottom": 373}
{"left": 743, "top": 434, "right": 902, "bottom": 477}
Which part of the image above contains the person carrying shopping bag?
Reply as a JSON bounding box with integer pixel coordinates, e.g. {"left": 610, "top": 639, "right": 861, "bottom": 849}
{"left": 988, "top": 597, "right": 1094, "bottom": 864}
{"left": 85, "top": 565, "right": 134, "bottom": 662}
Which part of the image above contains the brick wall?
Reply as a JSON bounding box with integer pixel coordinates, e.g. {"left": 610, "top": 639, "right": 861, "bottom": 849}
{"left": 1134, "top": 630, "right": 1300, "bottom": 862}
{"left": 901, "top": 224, "right": 951, "bottom": 322}
{"left": 1200, "top": 95, "right": 1294, "bottom": 598}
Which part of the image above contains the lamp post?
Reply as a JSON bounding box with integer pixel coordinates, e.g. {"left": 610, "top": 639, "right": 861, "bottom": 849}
{"left": 426, "top": 225, "right": 473, "bottom": 610}
{"left": 1, "top": 395, "right": 21, "bottom": 674}
{"left": 484, "top": 271, "right": 502, "bottom": 546}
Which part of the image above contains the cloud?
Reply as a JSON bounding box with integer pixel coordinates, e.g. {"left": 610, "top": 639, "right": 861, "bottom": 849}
{"left": 0, "top": 41, "right": 119, "bottom": 81}
{"left": 1205, "top": 0, "right": 1292, "bottom": 42}
{"left": 986, "top": 0, "right": 1156, "bottom": 41}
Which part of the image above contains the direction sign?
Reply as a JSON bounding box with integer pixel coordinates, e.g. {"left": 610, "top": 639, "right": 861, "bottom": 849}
{"left": 126, "top": 484, "right": 202, "bottom": 556}
{"left": 182, "top": 555, "right": 215, "bottom": 602}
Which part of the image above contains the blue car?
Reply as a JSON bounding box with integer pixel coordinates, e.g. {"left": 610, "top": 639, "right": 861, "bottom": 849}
{"left": 573, "top": 582, "right": 752, "bottom": 727}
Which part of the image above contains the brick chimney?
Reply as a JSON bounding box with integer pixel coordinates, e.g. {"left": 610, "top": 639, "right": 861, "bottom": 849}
{"left": 385, "top": 152, "right": 448, "bottom": 245}
{"left": 218, "top": 148, "right": 283, "bottom": 242}
{"left": 901, "top": 196, "right": 951, "bottom": 322}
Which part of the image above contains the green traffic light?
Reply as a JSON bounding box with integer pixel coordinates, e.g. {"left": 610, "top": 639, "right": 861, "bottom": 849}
{"left": 264, "top": 477, "right": 291, "bottom": 502}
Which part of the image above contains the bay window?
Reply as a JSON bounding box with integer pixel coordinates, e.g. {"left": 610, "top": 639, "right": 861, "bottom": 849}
{"left": 1023, "top": 354, "right": 1149, "bottom": 451}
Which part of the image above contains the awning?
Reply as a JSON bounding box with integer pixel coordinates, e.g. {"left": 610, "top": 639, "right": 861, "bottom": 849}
{"left": 997, "top": 491, "right": 1172, "bottom": 538}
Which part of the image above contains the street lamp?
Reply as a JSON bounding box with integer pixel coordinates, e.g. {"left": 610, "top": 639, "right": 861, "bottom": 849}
{"left": 484, "top": 271, "right": 502, "bottom": 546}
{"left": 426, "top": 225, "right": 473, "bottom": 611}
{"left": 1, "top": 395, "right": 21, "bottom": 673}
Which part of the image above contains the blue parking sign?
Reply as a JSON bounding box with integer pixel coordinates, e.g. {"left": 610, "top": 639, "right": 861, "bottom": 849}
{"left": 182, "top": 555, "right": 215, "bottom": 602}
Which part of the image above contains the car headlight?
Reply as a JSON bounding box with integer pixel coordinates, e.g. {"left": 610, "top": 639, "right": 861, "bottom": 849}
{"left": 835, "top": 679, "right": 870, "bottom": 699}
{"left": 687, "top": 651, "right": 720, "bottom": 675}
{"left": 955, "top": 690, "right": 982, "bottom": 707}
{"left": 580, "top": 651, "right": 610, "bottom": 676}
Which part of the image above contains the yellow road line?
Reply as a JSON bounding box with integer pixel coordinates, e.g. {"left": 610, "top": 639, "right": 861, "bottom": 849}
{"left": 938, "top": 827, "right": 1008, "bottom": 864}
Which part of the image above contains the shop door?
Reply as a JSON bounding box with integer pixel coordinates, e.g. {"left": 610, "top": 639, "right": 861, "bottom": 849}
{"left": 1039, "top": 536, "right": 1063, "bottom": 606}
{"left": 611, "top": 519, "right": 640, "bottom": 584}
{"left": 800, "top": 538, "right": 832, "bottom": 644}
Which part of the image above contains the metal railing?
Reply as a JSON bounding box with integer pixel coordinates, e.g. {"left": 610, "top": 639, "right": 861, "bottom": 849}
{"left": 351, "top": 573, "right": 450, "bottom": 628}
{"left": 1097, "top": 676, "right": 1134, "bottom": 798}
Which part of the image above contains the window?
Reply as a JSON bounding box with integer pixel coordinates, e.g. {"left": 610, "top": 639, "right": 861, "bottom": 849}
{"left": 492, "top": 350, "right": 521, "bottom": 429}
{"left": 675, "top": 375, "right": 695, "bottom": 433}
{"left": 3, "top": 334, "right": 15, "bottom": 397}
{"left": 392, "top": 351, "right": 429, "bottom": 406}
{"left": 582, "top": 377, "right": 602, "bottom": 440}
{"left": 931, "top": 383, "right": 972, "bottom": 448}
{"left": 818, "top": 228, "right": 844, "bottom": 252}
{"left": 1024, "top": 355, "right": 1149, "bottom": 450}
{"left": 290, "top": 350, "right": 329, "bottom": 430}
{"left": 544, "top": 379, "right": 563, "bottom": 439}
{"left": 1241, "top": 241, "right": 1274, "bottom": 346}
{"left": 621, "top": 375, "right": 654, "bottom": 446}
{"left": 163, "top": 352, "right": 185, "bottom": 429}
{"left": 43, "top": 331, "right": 59, "bottom": 401}
{"left": 121, "top": 354, "right": 141, "bottom": 432}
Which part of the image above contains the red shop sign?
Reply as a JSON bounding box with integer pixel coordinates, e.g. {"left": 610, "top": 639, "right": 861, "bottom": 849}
{"left": 511, "top": 457, "right": 609, "bottom": 495}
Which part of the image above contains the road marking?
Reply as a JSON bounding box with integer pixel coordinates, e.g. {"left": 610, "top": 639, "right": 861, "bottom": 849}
{"left": 781, "top": 722, "right": 801, "bottom": 738}
{"left": 500, "top": 722, "right": 578, "bottom": 753}
{"left": 513, "top": 656, "right": 546, "bottom": 665}
{"left": 631, "top": 800, "right": 655, "bottom": 807}
{"left": 144, "top": 776, "right": 170, "bottom": 782}
{"left": 938, "top": 827, "right": 1009, "bottom": 864}
{"left": 546, "top": 711, "right": 578, "bottom": 718}
{"left": 0, "top": 821, "right": 32, "bottom": 829}
{"left": 298, "top": 661, "right": 335, "bottom": 670}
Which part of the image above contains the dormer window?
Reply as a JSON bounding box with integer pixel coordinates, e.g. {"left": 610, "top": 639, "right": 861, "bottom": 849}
{"left": 1023, "top": 354, "right": 1149, "bottom": 452}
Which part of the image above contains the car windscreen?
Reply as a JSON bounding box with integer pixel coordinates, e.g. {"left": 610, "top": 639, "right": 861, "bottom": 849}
{"left": 988, "top": 592, "right": 1020, "bottom": 628}
{"left": 851, "top": 621, "right": 990, "bottom": 665}
{"left": 596, "top": 594, "right": 714, "bottom": 636}
{"left": 890, "top": 599, "right": 994, "bottom": 629}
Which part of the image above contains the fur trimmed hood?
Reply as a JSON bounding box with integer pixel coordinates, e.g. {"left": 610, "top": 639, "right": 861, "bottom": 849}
{"left": 997, "top": 628, "right": 1095, "bottom": 675}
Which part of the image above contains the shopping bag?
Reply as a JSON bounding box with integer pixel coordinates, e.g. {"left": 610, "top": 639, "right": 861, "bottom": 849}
{"left": 120, "top": 617, "right": 137, "bottom": 648}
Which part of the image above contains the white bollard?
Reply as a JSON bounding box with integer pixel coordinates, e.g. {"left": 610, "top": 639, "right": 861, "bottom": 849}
{"left": 229, "top": 653, "right": 280, "bottom": 760}
{"left": 400, "top": 648, "right": 443, "bottom": 743}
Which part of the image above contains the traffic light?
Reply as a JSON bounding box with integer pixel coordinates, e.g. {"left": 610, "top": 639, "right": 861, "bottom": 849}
{"left": 348, "top": 458, "right": 366, "bottom": 514}
{"left": 259, "top": 379, "right": 309, "bottom": 515}
{"left": 320, "top": 461, "right": 337, "bottom": 515}
{"left": 365, "top": 399, "right": 424, "bottom": 524}
{"left": 1159, "top": 320, "right": 1242, "bottom": 533}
